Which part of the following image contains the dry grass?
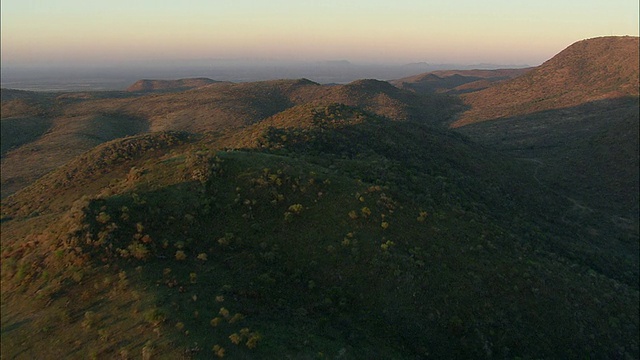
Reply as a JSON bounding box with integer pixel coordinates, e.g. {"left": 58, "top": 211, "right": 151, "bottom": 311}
{"left": 1, "top": 114, "right": 148, "bottom": 198}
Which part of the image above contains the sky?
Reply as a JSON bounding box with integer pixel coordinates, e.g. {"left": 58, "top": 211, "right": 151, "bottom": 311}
{"left": 1, "top": 0, "right": 639, "bottom": 68}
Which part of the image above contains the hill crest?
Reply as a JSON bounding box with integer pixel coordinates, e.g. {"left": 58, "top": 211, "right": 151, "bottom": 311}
{"left": 126, "top": 77, "right": 221, "bottom": 92}
{"left": 453, "top": 36, "right": 640, "bottom": 127}
{"left": 391, "top": 68, "right": 531, "bottom": 94}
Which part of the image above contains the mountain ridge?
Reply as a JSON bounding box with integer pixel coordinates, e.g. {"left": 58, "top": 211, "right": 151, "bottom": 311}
{"left": 125, "top": 77, "right": 222, "bottom": 92}
{"left": 452, "top": 36, "right": 639, "bottom": 127}
{"left": 390, "top": 68, "right": 531, "bottom": 94}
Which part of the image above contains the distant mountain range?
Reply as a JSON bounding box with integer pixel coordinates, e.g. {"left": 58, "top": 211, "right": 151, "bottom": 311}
{"left": 1, "top": 61, "right": 532, "bottom": 91}
{"left": 126, "top": 78, "right": 222, "bottom": 92}
{"left": 390, "top": 68, "right": 531, "bottom": 94}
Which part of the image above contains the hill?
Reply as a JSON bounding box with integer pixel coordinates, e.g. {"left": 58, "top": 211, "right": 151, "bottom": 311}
{"left": 453, "top": 36, "right": 639, "bottom": 127}
{"left": 1, "top": 113, "right": 148, "bottom": 197}
{"left": 126, "top": 78, "right": 221, "bottom": 92}
{"left": 390, "top": 68, "right": 530, "bottom": 94}
{"left": 1, "top": 79, "right": 458, "bottom": 197}
{"left": 2, "top": 106, "right": 638, "bottom": 359}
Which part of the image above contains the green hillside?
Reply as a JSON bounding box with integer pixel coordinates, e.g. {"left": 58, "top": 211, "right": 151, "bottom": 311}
{"left": 2, "top": 105, "right": 637, "bottom": 359}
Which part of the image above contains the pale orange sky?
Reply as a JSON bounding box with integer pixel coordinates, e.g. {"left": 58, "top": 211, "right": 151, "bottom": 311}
{"left": 2, "top": 0, "right": 638, "bottom": 67}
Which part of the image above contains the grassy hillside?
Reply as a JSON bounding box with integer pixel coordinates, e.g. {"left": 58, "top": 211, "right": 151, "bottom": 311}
{"left": 1, "top": 113, "right": 148, "bottom": 198}
{"left": 2, "top": 105, "right": 638, "bottom": 359}
{"left": 453, "top": 36, "right": 639, "bottom": 127}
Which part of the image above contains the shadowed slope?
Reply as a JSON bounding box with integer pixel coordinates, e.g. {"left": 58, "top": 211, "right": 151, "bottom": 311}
{"left": 1, "top": 117, "right": 53, "bottom": 156}
{"left": 456, "top": 97, "right": 640, "bottom": 225}
{"left": 1, "top": 114, "right": 149, "bottom": 197}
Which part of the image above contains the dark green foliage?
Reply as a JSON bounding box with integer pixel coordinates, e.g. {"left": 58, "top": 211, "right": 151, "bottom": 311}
{"left": 7, "top": 129, "right": 634, "bottom": 358}
{"left": 456, "top": 97, "right": 640, "bottom": 287}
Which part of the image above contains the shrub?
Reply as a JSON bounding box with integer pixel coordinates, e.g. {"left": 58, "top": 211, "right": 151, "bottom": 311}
{"left": 127, "top": 242, "right": 149, "bottom": 260}
{"left": 212, "top": 345, "right": 225, "bottom": 358}
{"left": 98, "top": 329, "right": 110, "bottom": 342}
{"left": 288, "top": 204, "right": 304, "bottom": 214}
{"left": 96, "top": 212, "right": 111, "bottom": 224}
{"left": 141, "top": 341, "right": 154, "bottom": 360}
{"left": 117, "top": 271, "right": 129, "bottom": 289}
{"left": 218, "top": 233, "right": 234, "bottom": 246}
{"left": 229, "top": 328, "right": 261, "bottom": 349}
{"left": 380, "top": 240, "right": 395, "bottom": 251}
{"left": 82, "top": 311, "right": 96, "bottom": 329}
{"left": 228, "top": 313, "right": 245, "bottom": 324}
{"left": 229, "top": 333, "right": 242, "bottom": 345}
{"left": 219, "top": 307, "right": 230, "bottom": 319}
{"left": 246, "top": 332, "right": 262, "bottom": 349}
{"left": 143, "top": 309, "right": 166, "bottom": 326}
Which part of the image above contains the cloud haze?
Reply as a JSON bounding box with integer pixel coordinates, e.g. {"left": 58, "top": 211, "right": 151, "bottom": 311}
{"left": 2, "top": 0, "right": 638, "bottom": 67}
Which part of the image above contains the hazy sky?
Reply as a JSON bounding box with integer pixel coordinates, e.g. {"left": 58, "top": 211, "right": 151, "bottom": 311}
{"left": 2, "top": 0, "right": 638, "bottom": 67}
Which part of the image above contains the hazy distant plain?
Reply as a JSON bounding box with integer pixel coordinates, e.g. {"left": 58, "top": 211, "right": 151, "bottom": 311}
{"left": 1, "top": 61, "right": 530, "bottom": 92}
